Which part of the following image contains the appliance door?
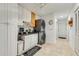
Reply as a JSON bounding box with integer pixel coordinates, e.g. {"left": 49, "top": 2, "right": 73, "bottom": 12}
{"left": 35, "top": 20, "right": 41, "bottom": 32}
{"left": 35, "top": 19, "right": 45, "bottom": 32}
{"left": 38, "top": 31, "right": 46, "bottom": 45}
{"left": 41, "top": 20, "right": 45, "bottom": 31}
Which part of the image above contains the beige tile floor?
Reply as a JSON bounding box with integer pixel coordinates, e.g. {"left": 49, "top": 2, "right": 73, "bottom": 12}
{"left": 34, "top": 38, "right": 76, "bottom": 56}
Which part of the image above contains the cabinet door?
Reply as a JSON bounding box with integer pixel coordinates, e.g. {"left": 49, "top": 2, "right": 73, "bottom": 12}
{"left": 26, "top": 10, "right": 31, "bottom": 22}
{"left": 29, "top": 35, "right": 34, "bottom": 48}
{"left": 18, "top": 5, "right": 26, "bottom": 25}
{"left": 0, "top": 24, "right": 8, "bottom": 56}
{"left": 7, "top": 4, "right": 18, "bottom": 25}
{"left": 23, "top": 9, "right": 27, "bottom": 22}
{"left": 0, "top": 4, "right": 8, "bottom": 23}
{"left": 18, "top": 5, "right": 23, "bottom": 24}
{"left": 30, "top": 34, "right": 38, "bottom": 48}
{"left": 8, "top": 24, "right": 18, "bottom": 56}
{"left": 24, "top": 36, "right": 31, "bottom": 51}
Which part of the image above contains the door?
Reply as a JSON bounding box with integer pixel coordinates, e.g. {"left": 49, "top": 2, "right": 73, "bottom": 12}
{"left": 0, "top": 4, "right": 8, "bottom": 23}
{"left": 0, "top": 3, "right": 8, "bottom": 56}
{"left": 58, "top": 18, "right": 67, "bottom": 38}
{"left": 75, "top": 9, "right": 79, "bottom": 55}
{"left": 7, "top": 4, "right": 18, "bottom": 56}
{"left": 0, "top": 24, "right": 8, "bottom": 56}
{"left": 8, "top": 24, "right": 18, "bottom": 56}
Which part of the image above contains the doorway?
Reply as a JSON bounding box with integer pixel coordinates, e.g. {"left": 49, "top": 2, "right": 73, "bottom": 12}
{"left": 57, "top": 17, "right": 67, "bottom": 39}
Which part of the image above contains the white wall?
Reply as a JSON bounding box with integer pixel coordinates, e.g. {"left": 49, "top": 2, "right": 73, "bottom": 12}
{"left": 68, "top": 14, "right": 75, "bottom": 50}
{"left": 41, "top": 14, "right": 56, "bottom": 44}
{"left": 67, "top": 4, "right": 78, "bottom": 50}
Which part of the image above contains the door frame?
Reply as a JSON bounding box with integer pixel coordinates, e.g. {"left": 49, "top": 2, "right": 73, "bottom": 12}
{"left": 74, "top": 7, "right": 79, "bottom": 55}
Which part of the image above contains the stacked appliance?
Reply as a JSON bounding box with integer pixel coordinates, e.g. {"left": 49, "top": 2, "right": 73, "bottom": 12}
{"left": 34, "top": 19, "right": 46, "bottom": 45}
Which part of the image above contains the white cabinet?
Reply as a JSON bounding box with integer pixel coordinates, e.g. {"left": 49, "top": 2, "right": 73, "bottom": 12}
{"left": 0, "top": 3, "right": 32, "bottom": 56}
{"left": 30, "top": 34, "right": 38, "bottom": 48}
{"left": 7, "top": 4, "right": 18, "bottom": 25}
{"left": 24, "top": 34, "right": 38, "bottom": 52}
{"left": 8, "top": 24, "right": 18, "bottom": 56}
{"left": 0, "top": 24, "right": 8, "bottom": 56}
{"left": 24, "top": 35, "right": 31, "bottom": 51}
{"left": 0, "top": 4, "right": 8, "bottom": 56}
{"left": 0, "top": 4, "right": 8, "bottom": 23}
{"left": 18, "top": 5, "right": 31, "bottom": 25}
{"left": 0, "top": 4, "right": 18, "bottom": 56}
{"left": 7, "top": 4, "right": 18, "bottom": 56}
{"left": 18, "top": 5, "right": 24, "bottom": 25}
{"left": 26, "top": 10, "right": 31, "bottom": 22}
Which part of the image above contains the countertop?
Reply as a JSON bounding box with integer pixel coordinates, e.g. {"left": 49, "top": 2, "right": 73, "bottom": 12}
{"left": 24, "top": 32, "right": 38, "bottom": 36}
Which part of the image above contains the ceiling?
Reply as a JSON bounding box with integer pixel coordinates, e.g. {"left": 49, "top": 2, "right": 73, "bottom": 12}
{"left": 20, "top": 3, "right": 76, "bottom": 16}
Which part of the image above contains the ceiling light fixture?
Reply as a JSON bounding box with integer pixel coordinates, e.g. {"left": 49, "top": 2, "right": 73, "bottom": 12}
{"left": 39, "top": 3, "right": 47, "bottom": 8}
{"left": 60, "top": 16, "right": 63, "bottom": 18}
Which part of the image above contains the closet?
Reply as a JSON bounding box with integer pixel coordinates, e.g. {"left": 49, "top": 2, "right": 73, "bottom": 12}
{"left": 0, "top": 3, "right": 18, "bottom": 56}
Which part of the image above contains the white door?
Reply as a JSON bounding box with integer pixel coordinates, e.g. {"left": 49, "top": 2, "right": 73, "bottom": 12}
{"left": 58, "top": 18, "right": 67, "bottom": 38}
{"left": 0, "top": 3, "right": 18, "bottom": 56}
{"left": 7, "top": 4, "right": 18, "bottom": 56}
{"left": 0, "top": 4, "right": 8, "bottom": 23}
{"left": 7, "top": 3, "right": 18, "bottom": 24}
{"left": 0, "top": 24, "right": 8, "bottom": 56}
{"left": 0, "top": 3, "right": 8, "bottom": 56}
{"left": 8, "top": 24, "right": 18, "bottom": 56}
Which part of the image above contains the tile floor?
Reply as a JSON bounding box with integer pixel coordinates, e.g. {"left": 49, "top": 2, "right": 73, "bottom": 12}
{"left": 34, "top": 38, "right": 76, "bottom": 56}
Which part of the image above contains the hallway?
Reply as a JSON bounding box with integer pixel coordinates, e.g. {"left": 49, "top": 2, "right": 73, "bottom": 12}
{"left": 34, "top": 38, "right": 76, "bottom": 56}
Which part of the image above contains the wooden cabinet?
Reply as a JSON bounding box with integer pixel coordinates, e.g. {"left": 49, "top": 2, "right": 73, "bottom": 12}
{"left": 31, "top": 12, "right": 36, "bottom": 27}
{"left": 18, "top": 5, "right": 24, "bottom": 25}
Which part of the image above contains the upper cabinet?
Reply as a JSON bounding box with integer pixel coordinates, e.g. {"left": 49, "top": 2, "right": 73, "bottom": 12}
{"left": 26, "top": 10, "right": 31, "bottom": 22}
{"left": 0, "top": 4, "right": 18, "bottom": 24}
{"left": 18, "top": 5, "right": 24, "bottom": 25}
{"left": 0, "top": 4, "right": 8, "bottom": 23}
{"left": 7, "top": 4, "right": 18, "bottom": 25}
{"left": 18, "top": 5, "right": 31, "bottom": 25}
{"left": 0, "top": 4, "right": 39, "bottom": 25}
{"left": 31, "top": 12, "right": 36, "bottom": 27}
